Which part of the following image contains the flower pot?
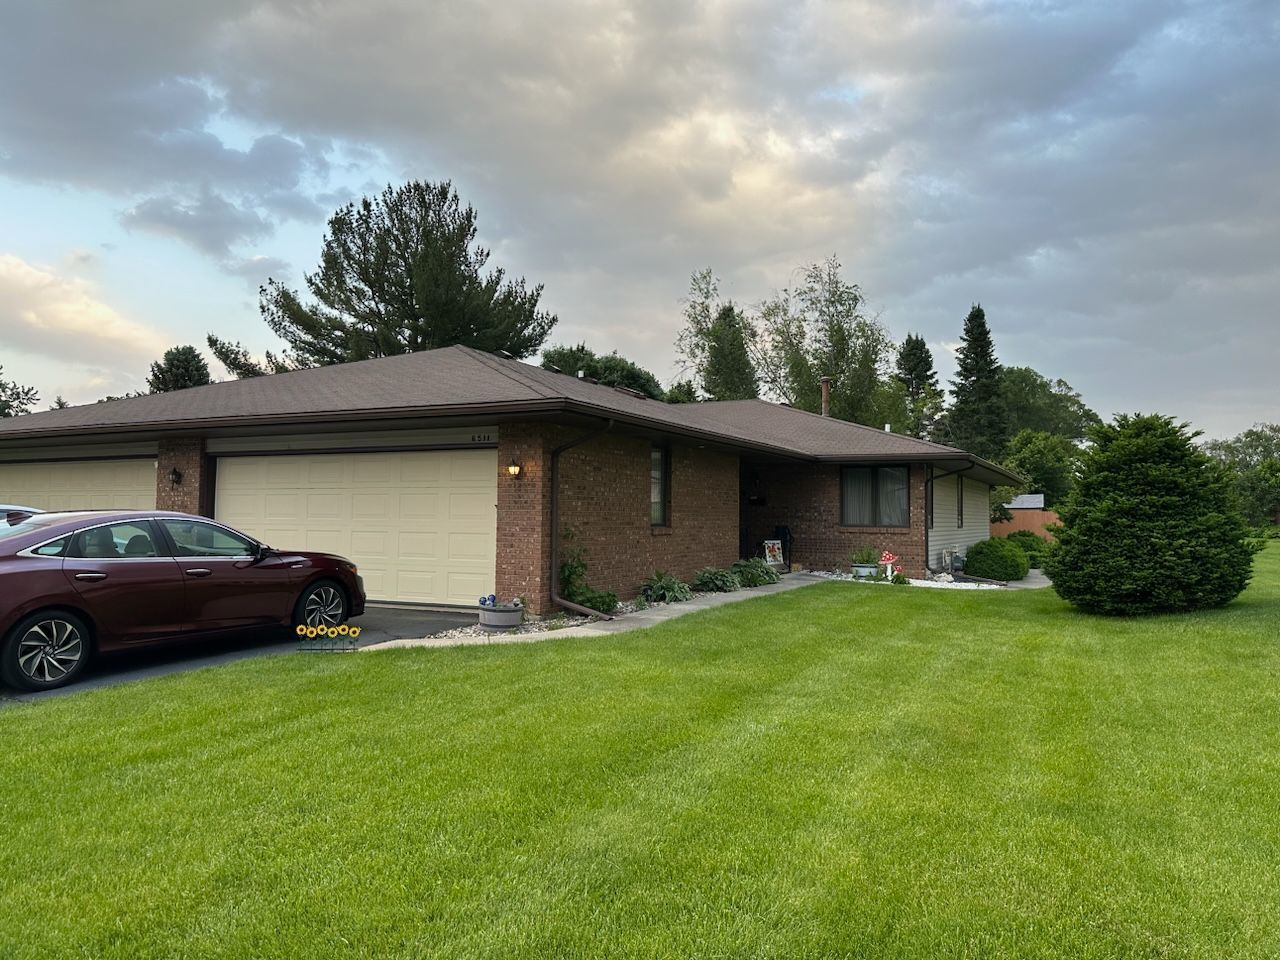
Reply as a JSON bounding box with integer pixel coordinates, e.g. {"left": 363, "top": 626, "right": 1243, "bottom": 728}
{"left": 478, "top": 604, "right": 523, "bottom": 632}
{"left": 851, "top": 564, "right": 879, "bottom": 578}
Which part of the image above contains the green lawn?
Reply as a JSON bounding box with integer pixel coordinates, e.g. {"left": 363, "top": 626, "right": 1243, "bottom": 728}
{"left": 2, "top": 548, "right": 1278, "bottom": 959}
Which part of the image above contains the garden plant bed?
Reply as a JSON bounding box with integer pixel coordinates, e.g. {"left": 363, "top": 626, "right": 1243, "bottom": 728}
{"left": 1, "top": 545, "right": 1276, "bottom": 958}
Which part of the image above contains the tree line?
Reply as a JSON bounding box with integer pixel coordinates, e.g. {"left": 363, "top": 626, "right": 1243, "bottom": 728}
{"left": 2, "top": 178, "right": 1272, "bottom": 527}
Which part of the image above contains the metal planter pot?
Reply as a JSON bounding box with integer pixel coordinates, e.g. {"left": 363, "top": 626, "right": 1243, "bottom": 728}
{"left": 851, "top": 564, "right": 880, "bottom": 579}
{"left": 478, "top": 604, "right": 524, "bottom": 632}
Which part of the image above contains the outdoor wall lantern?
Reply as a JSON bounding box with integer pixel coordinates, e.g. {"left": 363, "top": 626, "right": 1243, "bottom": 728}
{"left": 169, "top": 467, "right": 183, "bottom": 485}
{"left": 507, "top": 460, "right": 522, "bottom": 477}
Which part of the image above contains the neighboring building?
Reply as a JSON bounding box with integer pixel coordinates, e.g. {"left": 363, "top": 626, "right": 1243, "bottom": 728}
{"left": 991, "top": 493, "right": 1060, "bottom": 539}
{"left": 0, "top": 347, "right": 1019, "bottom": 614}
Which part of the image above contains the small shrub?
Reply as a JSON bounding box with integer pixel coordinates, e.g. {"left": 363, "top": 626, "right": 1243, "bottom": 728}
{"left": 1004, "top": 530, "right": 1050, "bottom": 568}
{"left": 559, "top": 535, "right": 619, "bottom": 614}
{"left": 848, "top": 545, "right": 879, "bottom": 566}
{"left": 963, "top": 538, "right": 1031, "bottom": 581}
{"left": 891, "top": 572, "right": 910, "bottom": 585}
{"left": 640, "top": 570, "right": 693, "bottom": 603}
{"left": 692, "top": 567, "right": 741, "bottom": 592}
{"left": 1046, "top": 414, "right": 1257, "bottom": 615}
{"left": 732, "top": 557, "right": 782, "bottom": 587}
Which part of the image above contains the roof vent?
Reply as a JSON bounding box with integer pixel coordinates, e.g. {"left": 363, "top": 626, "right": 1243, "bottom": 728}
{"left": 545, "top": 363, "right": 562, "bottom": 373}
{"left": 495, "top": 350, "right": 515, "bottom": 360}
{"left": 611, "top": 385, "right": 649, "bottom": 399}
{"left": 884, "top": 423, "right": 891, "bottom": 432}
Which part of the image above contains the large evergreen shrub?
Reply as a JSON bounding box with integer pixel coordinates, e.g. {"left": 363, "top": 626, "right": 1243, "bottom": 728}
{"left": 1004, "top": 530, "right": 1050, "bottom": 568}
{"left": 963, "top": 538, "right": 1030, "bottom": 581}
{"left": 1045, "top": 414, "right": 1256, "bottom": 615}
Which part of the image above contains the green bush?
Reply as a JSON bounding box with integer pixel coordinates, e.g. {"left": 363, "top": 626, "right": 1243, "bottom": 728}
{"left": 848, "top": 545, "right": 879, "bottom": 566}
{"left": 640, "top": 571, "right": 693, "bottom": 603}
{"left": 559, "top": 541, "right": 619, "bottom": 615}
{"left": 1044, "top": 414, "right": 1257, "bottom": 615}
{"left": 732, "top": 557, "right": 782, "bottom": 587}
{"left": 1004, "top": 530, "right": 1050, "bottom": 568}
{"left": 963, "top": 538, "right": 1030, "bottom": 581}
{"left": 692, "top": 567, "right": 742, "bottom": 592}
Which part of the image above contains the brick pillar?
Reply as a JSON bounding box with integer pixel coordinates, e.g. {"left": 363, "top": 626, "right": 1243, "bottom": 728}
{"left": 495, "top": 422, "right": 555, "bottom": 616}
{"left": 156, "top": 438, "right": 209, "bottom": 516}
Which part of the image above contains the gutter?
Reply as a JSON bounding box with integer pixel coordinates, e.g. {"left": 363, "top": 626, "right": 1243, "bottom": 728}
{"left": 549, "top": 419, "right": 616, "bottom": 619}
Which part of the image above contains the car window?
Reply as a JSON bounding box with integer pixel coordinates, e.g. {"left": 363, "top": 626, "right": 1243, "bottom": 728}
{"left": 69, "top": 522, "right": 160, "bottom": 559}
{"left": 160, "top": 519, "right": 255, "bottom": 558}
{"left": 32, "top": 536, "right": 70, "bottom": 557}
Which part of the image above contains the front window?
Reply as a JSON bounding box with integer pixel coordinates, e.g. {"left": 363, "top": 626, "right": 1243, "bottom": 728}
{"left": 161, "top": 519, "right": 255, "bottom": 558}
{"left": 650, "top": 445, "right": 671, "bottom": 527}
{"left": 840, "top": 466, "right": 910, "bottom": 527}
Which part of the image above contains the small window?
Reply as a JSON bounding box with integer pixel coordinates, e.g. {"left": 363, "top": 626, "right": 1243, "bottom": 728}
{"left": 32, "top": 537, "right": 70, "bottom": 557}
{"left": 161, "top": 519, "right": 255, "bottom": 558}
{"left": 70, "top": 522, "right": 159, "bottom": 559}
{"left": 840, "top": 466, "right": 910, "bottom": 527}
{"left": 957, "top": 476, "right": 965, "bottom": 529}
{"left": 650, "top": 445, "right": 671, "bottom": 527}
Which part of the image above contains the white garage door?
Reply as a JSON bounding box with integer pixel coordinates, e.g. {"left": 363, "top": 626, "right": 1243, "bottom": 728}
{"left": 0, "top": 459, "right": 157, "bottom": 511}
{"left": 214, "top": 449, "right": 497, "bottom": 605}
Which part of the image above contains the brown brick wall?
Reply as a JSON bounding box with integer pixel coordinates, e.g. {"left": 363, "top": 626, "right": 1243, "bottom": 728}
{"left": 495, "top": 422, "right": 739, "bottom": 615}
{"left": 155, "top": 438, "right": 209, "bottom": 515}
{"left": 744, "top": 462, "right": 928, "bottom": 576}
{"left": 495, "top": 423, "right": 555, "bottom": 613}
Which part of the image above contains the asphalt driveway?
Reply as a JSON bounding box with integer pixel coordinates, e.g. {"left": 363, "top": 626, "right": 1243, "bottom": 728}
{"left": 1, "top": 604, "right": 475, "bottom": 702}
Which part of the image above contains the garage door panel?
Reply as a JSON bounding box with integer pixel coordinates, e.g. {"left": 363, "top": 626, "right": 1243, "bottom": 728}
{"left": 0, "top": 459, "right": 155, "bottom": 512}
{"left": 215, "top": 449, "right": 496, "bottom": 604}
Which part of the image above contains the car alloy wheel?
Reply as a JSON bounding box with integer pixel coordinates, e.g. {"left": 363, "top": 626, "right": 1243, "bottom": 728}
{"left": 303, "top": 585, "right": 345, "bottom": 627}
{"left": 17, "top": 618, "right": 84, "bottom": 685}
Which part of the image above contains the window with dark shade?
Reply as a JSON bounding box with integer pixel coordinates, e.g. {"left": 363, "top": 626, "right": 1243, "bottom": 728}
{"left": 840, "top": 466, "right": 910, "bottom": 527}
{"left": 650, "top": 445, "right": 671, "bottom": 526}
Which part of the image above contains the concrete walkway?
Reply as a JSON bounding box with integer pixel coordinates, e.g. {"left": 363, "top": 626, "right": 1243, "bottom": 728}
{"left": 1005, "top": 568, "right": 1053, "bottom": 590}
{"left": 362, "top": 573, "right": 826, "bottom": 651}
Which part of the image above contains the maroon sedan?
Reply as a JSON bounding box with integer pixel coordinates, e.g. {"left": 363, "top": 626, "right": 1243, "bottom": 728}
{"left": 0, "top": 510, "right": 365, "bottom": 691}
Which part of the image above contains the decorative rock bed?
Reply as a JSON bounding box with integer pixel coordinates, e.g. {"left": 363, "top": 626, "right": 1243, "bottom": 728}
{"left": 812, "top": 571, "right": 1001, "bottom": 590}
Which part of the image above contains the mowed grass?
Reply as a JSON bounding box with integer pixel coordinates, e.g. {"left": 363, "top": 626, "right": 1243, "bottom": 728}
{"left": 2, "top": 549, "right": 1278, "bottom": 959}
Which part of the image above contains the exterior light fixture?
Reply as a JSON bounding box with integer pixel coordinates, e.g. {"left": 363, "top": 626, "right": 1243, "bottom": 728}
{"left": 169, "top": 467, "right": 183, "bottom": 485}
{"left": 507, "top": 460, "right": 522, "bottom": 477}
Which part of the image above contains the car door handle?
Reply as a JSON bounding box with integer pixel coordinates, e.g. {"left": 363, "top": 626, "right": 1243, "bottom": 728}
{"left": 185, "top": 568, "right": 213, "bottom": 578}
{"left": 74, "top": 572, "right": 107, "bottom": 582}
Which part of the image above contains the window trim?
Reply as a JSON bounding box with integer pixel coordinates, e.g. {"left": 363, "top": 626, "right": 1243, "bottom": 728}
{"left": 957, "top": 475, "right": 965, "bottom": 529}
{"left": 839, "top": 464, "right": 912, "bottom": 529}
{"left": 650, "top": 443, "right": 672, "bottom": 528}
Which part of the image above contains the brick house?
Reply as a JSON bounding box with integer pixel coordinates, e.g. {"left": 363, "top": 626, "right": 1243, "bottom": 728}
{"left": 0, "top": 347, "right": 1019, "bottom": 615}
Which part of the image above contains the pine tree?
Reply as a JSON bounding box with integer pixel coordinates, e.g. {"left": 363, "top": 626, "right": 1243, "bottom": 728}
{"left": 894, "top": 333, "right": 944, "bottom": 439}
{"left": 945, "top": 304, "right": 1010, "bottom": 460}
{"left": 209, "top": 181, "right": 556, "bottom": 377}
{"left": 147, "top": 345, "right": 212, "bottom": 393}
{"left": 701, "top": 305, "right": 758, "bottom": 400}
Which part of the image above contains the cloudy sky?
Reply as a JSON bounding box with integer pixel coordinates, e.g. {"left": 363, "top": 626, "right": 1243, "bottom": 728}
{"left": 1, "top": 0, "right": 1275, "bottom": 438}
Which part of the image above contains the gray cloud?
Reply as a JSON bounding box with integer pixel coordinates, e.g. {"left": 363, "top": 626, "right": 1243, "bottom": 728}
{"left": 1, "top": 0, "right": 1277, "bottom": 435}
{"left": 119, "top": 189, "right": 273, "bottom": 258}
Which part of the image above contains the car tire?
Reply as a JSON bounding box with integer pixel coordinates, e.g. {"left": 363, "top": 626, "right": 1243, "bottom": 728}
{"left": 294, "top": 580, "right": 348, "bottom": 629}
{"left": 2, "top": 611, "right": 93, "bottom": 692}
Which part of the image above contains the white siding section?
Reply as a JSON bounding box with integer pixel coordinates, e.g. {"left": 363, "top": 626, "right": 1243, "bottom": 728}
{"left": 927, "top": 472, "right": 992, "bottom": 569}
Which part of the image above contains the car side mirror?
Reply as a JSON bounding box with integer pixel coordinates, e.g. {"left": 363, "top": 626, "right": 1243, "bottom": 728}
{"left": 253, "top": 542, "right": 272, "bottom": 561}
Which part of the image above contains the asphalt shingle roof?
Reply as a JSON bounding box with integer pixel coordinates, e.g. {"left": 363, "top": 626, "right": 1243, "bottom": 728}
{"left": 0, "top": 346, "right": 1020, "bottom": 482}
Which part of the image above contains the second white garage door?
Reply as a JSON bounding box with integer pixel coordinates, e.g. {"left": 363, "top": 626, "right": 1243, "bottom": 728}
{"left": 0, "top": 459, "right": 156, "bottom": 511}
{"left": 214, "top": 449, "right": 497, "bottom": 605}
